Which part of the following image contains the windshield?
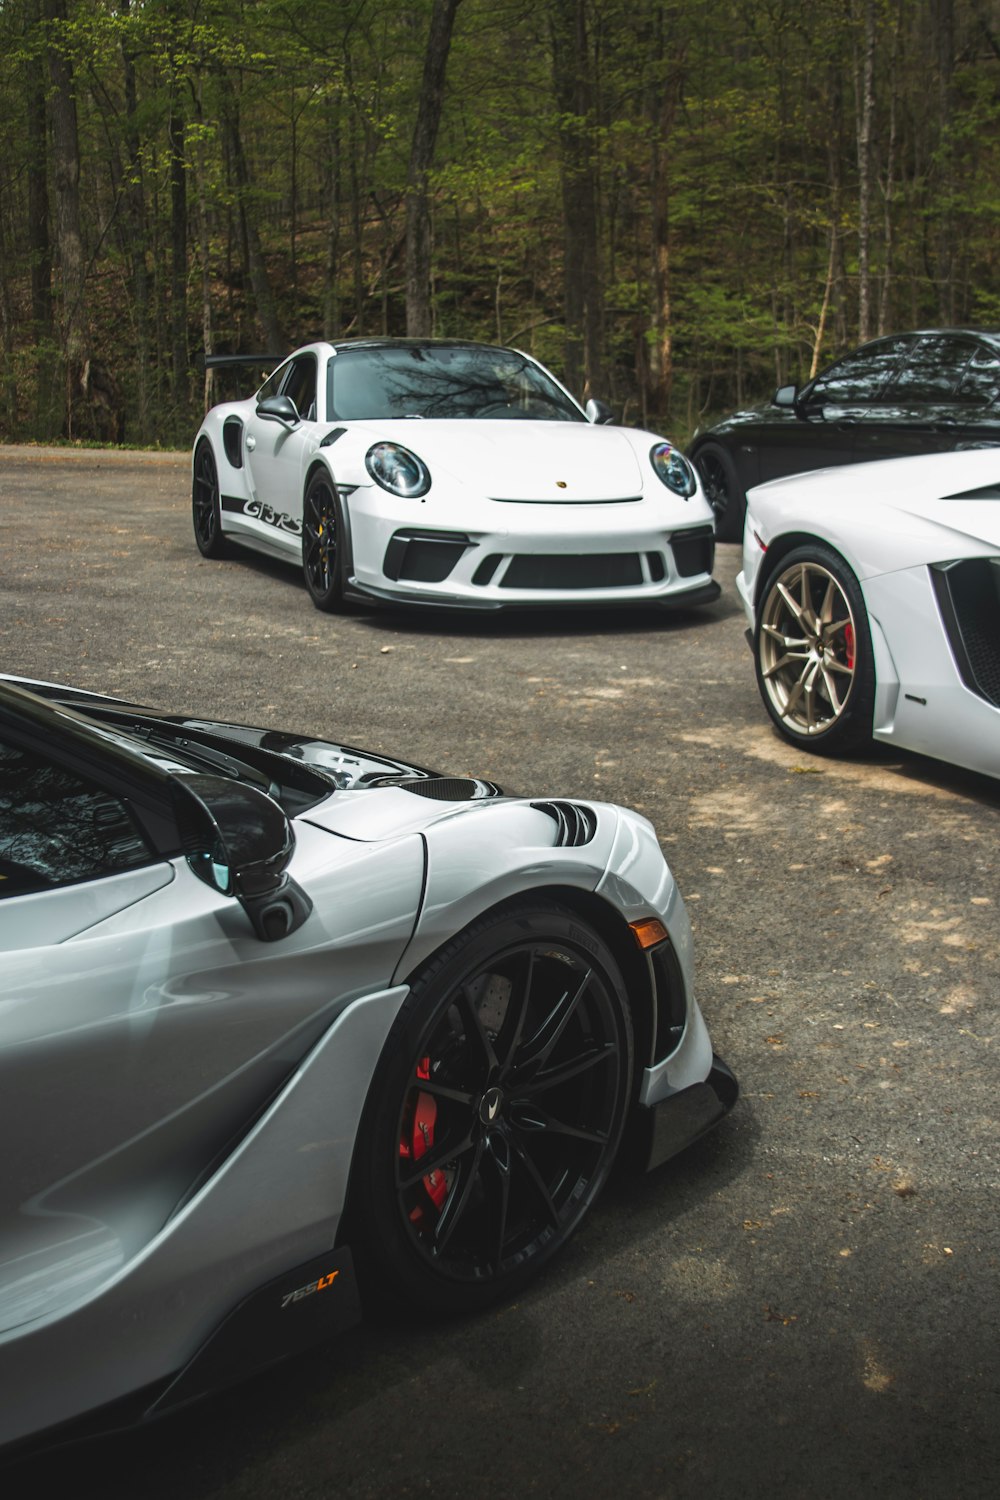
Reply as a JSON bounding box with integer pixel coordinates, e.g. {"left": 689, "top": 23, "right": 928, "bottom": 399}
{"left": 326, "top": 345, "right": 585, "bottom": 423}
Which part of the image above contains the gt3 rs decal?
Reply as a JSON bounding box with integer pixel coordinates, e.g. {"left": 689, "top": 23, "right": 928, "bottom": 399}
{"left": 221, "top": 494, "right": 303, "bottom": 536}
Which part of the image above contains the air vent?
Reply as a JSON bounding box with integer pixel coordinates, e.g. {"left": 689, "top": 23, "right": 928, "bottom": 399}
{"left": 531, "top": 800, "right": 598, "bottom": 847}
{"left": 365, "top": 775, "right": 502, "bottom": 801}
{"left": 223, "top": 417, "right": 244, "bottom": 468}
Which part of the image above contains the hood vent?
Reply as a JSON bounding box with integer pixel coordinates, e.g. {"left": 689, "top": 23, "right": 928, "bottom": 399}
{"left": 366, "top": 775, "right": 503, "bottom": 801}
{"left": 532, "top": 800, "right": 597, "bottom": 847}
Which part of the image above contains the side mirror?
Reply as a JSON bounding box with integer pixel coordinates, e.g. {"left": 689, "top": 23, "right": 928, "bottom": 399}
{"left": 256, "top": 394, "right": 301, "bottom": 428}
{"left": 772, "top": 385, "right": 798, "bottom": 408}
{"left": 177, "top": 776, "right": 312, "bottom": 941}
{"left": 585, "top": 397, "right": 615, "bottom": 425}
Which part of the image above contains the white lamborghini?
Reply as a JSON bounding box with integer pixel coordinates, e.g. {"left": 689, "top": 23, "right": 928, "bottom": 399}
{"left": 191, "top": 339, "right": 719, "bottom": 613}
{"left": 736, "top": 446, "right": 1000, "bottom": 779}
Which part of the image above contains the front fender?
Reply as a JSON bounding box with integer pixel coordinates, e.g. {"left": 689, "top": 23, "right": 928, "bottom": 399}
{"left": 391, "top": 800, "right": 619, "bottom": 982}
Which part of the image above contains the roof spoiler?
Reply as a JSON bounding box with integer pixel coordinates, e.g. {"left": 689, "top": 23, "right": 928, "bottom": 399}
{"left": 201, "top": 353, "right": 286, "bottom": 369}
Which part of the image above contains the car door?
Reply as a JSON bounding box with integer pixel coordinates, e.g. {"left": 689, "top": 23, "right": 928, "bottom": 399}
{"left": 243, "top": 352, "right": 321, "bottom": 541}
{"left": 851, "top": 334, "right": 993, "bottom": 463}
{"left": 0, "top": 723, "right": 342, "bottom": 1336}
{"left": 757, "top": 335, "right": 915, "bottom": 482}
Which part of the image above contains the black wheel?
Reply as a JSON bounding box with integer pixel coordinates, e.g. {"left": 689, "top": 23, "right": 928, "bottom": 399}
{"left": 192, "top": 440, "right": 229, "bottom": 558}
{"left": 754, "top": 543, "right": 875, "bottom": 754}
{"left": 692, "top": 443, "right": 745, "bottom": 542}
{"left": 352, "top": 903, "right": 634, "bottom": 1315}
{"left": 302, "top": 470, "right": 350, "bottom": 611}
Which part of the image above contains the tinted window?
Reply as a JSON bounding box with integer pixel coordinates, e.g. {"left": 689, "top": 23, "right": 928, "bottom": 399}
{"left": 0, "top": 737, "right": 152, "bottom": 898}
{"left": 807, "top": 337, "right": 912, "bottom": 404}
{"left": 326, "top": 345, "right": 584, "bottom": 422}
{"left": 256, "top": 360, "right": 290, "bottom": 402}
{"left": 957, "top": 346, "right": 1000, "bottom": 405}
{"left": 885, "top": 336, "right": 978, "bottom": 403}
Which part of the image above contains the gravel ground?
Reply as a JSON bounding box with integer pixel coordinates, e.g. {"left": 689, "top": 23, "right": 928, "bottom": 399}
{"left": 2, "top": 446, "right": 999, "bottom": 1498}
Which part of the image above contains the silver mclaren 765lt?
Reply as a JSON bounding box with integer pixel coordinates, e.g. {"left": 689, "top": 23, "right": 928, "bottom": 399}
{"left": 0, "top": 675, "right": 735, "bottom": 1449}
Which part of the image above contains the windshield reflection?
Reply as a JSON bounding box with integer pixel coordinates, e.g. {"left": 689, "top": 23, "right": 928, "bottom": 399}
{"left": 326, "top": 345, "right": 585, "bottom": 423}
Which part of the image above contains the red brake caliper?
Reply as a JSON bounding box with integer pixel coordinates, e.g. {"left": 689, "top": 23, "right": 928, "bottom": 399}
{"left": 844, "top": 622, "right": 855, "bottom": 670}
{"left": 399, "top": 1056, "right": 449, "bottom": 1220}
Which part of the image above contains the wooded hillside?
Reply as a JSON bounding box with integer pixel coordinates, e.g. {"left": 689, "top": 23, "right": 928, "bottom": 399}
{"left": 1, "top": 0, "right": 998, "bottom": 446}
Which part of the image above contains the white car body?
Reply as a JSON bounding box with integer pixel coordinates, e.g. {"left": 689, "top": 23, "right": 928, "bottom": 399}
{"left": 736, "top": 447, "right": 1000, "bottom": 779}
{"left": 192, "top": 340, "right": 719, "bottom": 612}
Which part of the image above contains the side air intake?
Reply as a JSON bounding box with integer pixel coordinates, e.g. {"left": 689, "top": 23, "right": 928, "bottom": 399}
{"left": 531, "top": 800, "right": 598, "bottom": 847}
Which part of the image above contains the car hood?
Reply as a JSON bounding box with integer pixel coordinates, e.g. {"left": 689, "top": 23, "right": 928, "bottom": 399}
{"left": 351, "top": 419, "right": 648, "bottom": 502}
{"left": 751, "top": 448, "right": 1000, "bottom": 553}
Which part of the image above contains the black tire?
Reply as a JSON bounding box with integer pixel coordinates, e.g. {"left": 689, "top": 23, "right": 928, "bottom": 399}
{"left": 192, "top": 440, "right": 229, "bottom": 559}
{"left": 352, "top": 902, "right": 634, "bottom": 1315}
{"left": 692, "top": 443, "right": 745, "bottom": 542}
{"left": 302, "top": 470, "right": 350, "bottom": 612}
{"left": 754, "top": 543, "right": 875, "bottom": 754}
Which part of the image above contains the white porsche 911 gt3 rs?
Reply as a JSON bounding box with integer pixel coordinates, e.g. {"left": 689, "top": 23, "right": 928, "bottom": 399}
{"left": 191, "top": 339, "right": 719, "bottom": 613}
{"left": 0, "top": 675, "right": 735, "bottom": 1450}
{"left": 736, "top": 447, "right": 1000, "bottom": 779}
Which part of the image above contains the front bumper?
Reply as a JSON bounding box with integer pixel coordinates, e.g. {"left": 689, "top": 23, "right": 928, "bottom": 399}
{"left": 346, "top": 573, "right": 721, "bottom": 612}
{"left": 346, "top": 488, "right": 719, "bottom": 610}
{"left": 639, "top": 1055, "right": 739, "bottom": 1171}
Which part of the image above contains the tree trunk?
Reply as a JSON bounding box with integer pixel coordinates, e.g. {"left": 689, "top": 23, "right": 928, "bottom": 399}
{"left": 121, "top": 1, "right": 152, "bottom": 442}
{"left": 855, "top": 0, "right": 877, "bottom": 342}
{"left": 220, "top": 76, "right": 285, "bottom": 353}
{"left": 44, "top": 0, "right": 86, "bottom": 435}
{"left": 27, "top": 0, "right": 56, "bottom": 433}
{"left": 405, "top": 0, "right": 462, "bottom": 337}
{"left": 169, "top": 101, "right": 189, "bottom": 406}
{"left": 550, "top": 0, "right": 604, "bottom": 400}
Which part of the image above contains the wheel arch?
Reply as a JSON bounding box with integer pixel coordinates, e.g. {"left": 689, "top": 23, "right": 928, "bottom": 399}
{"left": 753, "top": 529, "right": 860, "bottom": 610}
{"left": 396, "top": 884, "right": 658, "bottom": 1084}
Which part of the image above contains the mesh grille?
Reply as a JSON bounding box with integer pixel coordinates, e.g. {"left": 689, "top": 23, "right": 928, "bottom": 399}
{"left": 368, "top": 775, "right": 502, "bottom": 801}
{"left": 501, "top": 554, "right": 642, "bottom": 590}
{"left": 934, "top": 560, "right": 1000, "bottom": 708}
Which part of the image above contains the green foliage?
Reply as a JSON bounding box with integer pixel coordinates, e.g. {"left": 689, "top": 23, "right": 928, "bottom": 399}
{"left": 0, "top": 0, "right": 998, "bottom": 441}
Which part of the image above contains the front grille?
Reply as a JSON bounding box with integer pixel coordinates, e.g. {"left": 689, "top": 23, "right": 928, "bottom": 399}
{"left": 931, "top": 559, "right": 1000, "bottom": 708}
{"left": 670, "top": 526, "right": 715, "bottom": 578}
{"left": 501, "top": 554, "right": 642, "bottom": 590}
{"left": 531, "top": 800, "right": 597, "bottom": 847}
{"left": 382, "top": 531, "right": 469, "bottom": 584}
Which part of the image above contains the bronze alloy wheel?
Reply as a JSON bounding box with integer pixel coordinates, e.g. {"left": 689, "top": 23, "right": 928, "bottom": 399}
{"left": 755, "top": 544, "right": 875, "bottom": 753}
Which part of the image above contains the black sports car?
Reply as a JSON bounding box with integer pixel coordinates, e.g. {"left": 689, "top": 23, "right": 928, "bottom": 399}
{"left": 688, "top": 328, "right": 1000, "bottom": 539}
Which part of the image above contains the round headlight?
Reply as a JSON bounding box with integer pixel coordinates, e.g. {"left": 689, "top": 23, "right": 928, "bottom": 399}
{"left": 365, "top": 442, "right": 430, "bottom": 498}
{"left": 650, "top": 441, "right": 697, "bottom": 498}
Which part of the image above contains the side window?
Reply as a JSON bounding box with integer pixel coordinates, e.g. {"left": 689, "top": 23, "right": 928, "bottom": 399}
{"left": 808, "top": 337, "right": 913, "bottom": 404}
{"left": 0, "top": 737, "right": 153, "bottom": 898}
{"left": 256, "top": 361, "right": 290, "bottom": 402}
{"left": 957, "top": 346, "right": 1000, "bottom": 406}
{"left": 282, "top": 356, "right": 318, "bottom": 421}
{"left": 884, "top": 336, "right": 977, "bottom": 403}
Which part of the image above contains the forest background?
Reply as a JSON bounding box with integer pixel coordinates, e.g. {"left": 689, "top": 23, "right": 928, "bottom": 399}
{"left": 1, "top": 0, "right": 999, "bottom": 448}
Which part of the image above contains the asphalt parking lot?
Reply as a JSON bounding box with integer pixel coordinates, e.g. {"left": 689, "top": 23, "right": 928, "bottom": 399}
{"left": 2, "top": 446, "right": 999, "bottom": 1498}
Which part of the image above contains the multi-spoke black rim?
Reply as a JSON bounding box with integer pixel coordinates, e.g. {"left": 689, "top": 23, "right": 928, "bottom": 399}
{"left": 395, "top": 939, "right": 626, "bottom": 1283}
{"left": 303, "top": 482, "right": 337, "bottom": 595}
{"left": 193, "top": 445, "right": 219, "bottom": 548}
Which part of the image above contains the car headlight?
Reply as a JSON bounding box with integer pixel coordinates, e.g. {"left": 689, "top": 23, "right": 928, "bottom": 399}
{"left": 650, "top": 441, "right": 697, "bottom": 498}
{"left": 365, "top": 442, "right": 431, "bottom": 498}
